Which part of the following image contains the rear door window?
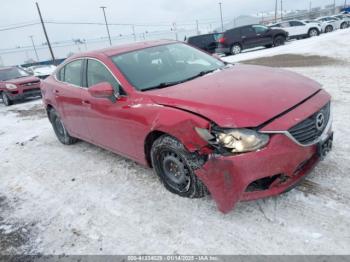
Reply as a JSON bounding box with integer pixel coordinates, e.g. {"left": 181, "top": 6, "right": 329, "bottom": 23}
{"left": 290, "top": 21, "right": 304, "bottom": 26}
{"left": 63, "top": 60, "right": 83, "bottom": 86}
{"left": 241, "top": 26, "right": 255, "bottom": 36}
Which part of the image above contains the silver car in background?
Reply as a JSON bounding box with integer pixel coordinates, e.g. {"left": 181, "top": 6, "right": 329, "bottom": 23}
{"left": 332, "top": 14, "right": 350, "bottom": 29}
{"left": 315, "top": 17, "right": 341, "bottom": 32}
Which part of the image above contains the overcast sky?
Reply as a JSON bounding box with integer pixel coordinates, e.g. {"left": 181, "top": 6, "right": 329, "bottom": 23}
{"left": 0, "top": 0, "right": 343, "bottom": 65}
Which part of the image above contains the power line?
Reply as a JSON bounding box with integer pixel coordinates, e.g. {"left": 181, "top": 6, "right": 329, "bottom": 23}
{"left": 0, "top": 23, "right": 41, "bottom": 32}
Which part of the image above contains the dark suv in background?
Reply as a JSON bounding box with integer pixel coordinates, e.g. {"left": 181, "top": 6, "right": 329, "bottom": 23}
{"left": 216, "top": 24, "right": 288, "bottom": 55}
{"left": 187, "top": 33, "right": 223, "bottom": 54}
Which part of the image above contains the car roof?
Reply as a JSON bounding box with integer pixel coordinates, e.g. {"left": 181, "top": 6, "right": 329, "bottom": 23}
{"left": 69, "top": 39, "right": 178, "bottom": 59}
{"left": 188, "top": 33, "right": 221, "bottom": 38}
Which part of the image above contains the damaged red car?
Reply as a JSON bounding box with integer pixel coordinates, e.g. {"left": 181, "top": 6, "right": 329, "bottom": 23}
{"left": 41, "top": 40, "right": 333, "bottom": 213}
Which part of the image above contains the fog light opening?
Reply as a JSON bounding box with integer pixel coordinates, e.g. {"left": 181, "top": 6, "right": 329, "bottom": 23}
{"left": 245, "top": 174, "right": 287, "bottom": 192}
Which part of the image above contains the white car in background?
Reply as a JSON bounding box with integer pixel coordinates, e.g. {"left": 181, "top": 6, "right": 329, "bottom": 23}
{"left": 26, "top": 64, "right": 56, "bottom": 79}
{"left": 270, "top": 20, "right": 321, "bottom": 39}
{"left": 315, "top": 17, "right": 341, "bottom": 32}
{"left": 332, "top": 14, "right": 350, "bottom": 29}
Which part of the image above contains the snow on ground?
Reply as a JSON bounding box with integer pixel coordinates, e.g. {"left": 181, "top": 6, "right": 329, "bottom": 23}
{"left": 1, "top": 29, "right": 350, "bottom": 255}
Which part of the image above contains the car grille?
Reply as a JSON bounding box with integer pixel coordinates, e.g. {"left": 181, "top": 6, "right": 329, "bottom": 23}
{"left": 288, "top": 102, "right": 330, "bottom": 145}
{"left": 20, "top": 81, "right": 40, "bottom": 87}
{"left": 23, "top": 88, "right": 40, "bottom": 93}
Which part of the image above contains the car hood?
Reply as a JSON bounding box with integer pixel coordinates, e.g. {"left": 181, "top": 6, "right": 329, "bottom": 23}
{"left": 33, "top": 68, "right": 55, "bottom": 76}
{"left": 4, "top": 76, "right": 40, "bottom": 85}
{"left": 148, "top": 65, "right": 321, "bottom": 128}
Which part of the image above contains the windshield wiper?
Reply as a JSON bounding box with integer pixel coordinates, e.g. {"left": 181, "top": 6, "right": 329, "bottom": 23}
{"left": 142, "top": 69, "right": 218, "bottom": 92}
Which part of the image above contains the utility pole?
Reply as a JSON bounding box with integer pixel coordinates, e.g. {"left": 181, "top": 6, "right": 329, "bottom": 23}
{"left": 219, "top": 2, "right": 224, "bottom": 32}
{"left": 309, "top": 1, "right": 312, "bottom": 18}
{"left": 172, "top": 22, "right": 178, "bottom": 40}
{"left": 100, "top": 6, "right": 112, "bottom": 46}
{"left": 333, "top": 0, "right": 336, "bottom": 14}
{"left": 275, "top": 0, "right": 278, "bottom": 22}
{"left": 345, "top": 0, "right": 347, "bottom": 8}
{"left": 29, "top": 35, "right": 39, "bottom": 61}
{"left": 196, "top": 20, "right": 200, "bottom": 35}
{"left": 131, "top": 25, "right": 136, "bottom": 41}
{"left": 281, "top": 0, "right": 283, "bottom": 20}
{"left": 35, "top": 2, "right": 55, "bottom": 64}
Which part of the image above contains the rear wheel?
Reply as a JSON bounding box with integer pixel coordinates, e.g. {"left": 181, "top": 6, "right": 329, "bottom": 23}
{"left": 1, "top": 92, "right": 13, "bottom": 106}
{"left": 151, "top": 135, "right": 208, "bottom": 198}
{"left": 265, "top": 44, "right": 273, "bottom": 48}
{"left": 230, "top": 44, "right": 242, "bottom": 55}
{"left": 49, "top": 109, "right": 78, "bottom": 145}
{"left": 325, "top": 25, "right": 333, "bottom": 33}
{"left": 308, "top": 28, "right": 319, "bottom": 37}
{"left": 273, "top": 36, "right": 285, "bottom": 47}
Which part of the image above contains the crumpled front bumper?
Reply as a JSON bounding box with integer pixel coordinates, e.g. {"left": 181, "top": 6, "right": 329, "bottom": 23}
{"left": 195, "top": 133, "right": 322, "bottom": 213}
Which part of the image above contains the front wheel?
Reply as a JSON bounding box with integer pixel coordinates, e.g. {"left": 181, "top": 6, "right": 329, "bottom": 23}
{"left": 151, "top": 135, "right": 208, "bottom": 198}
{"left": 273, "top": 36, "right": 285, "bottom": 47}
{"left": 49, "top": 109, "right": 78, "bottom": 145}
{"left": 1, "top": 92, "right": 13, "bottom": 106}
{"left": 340, "top": 22, "right": 348, "bottom": 29}
{"left": 325, "top": 25, "right": 333, "bottom": 33}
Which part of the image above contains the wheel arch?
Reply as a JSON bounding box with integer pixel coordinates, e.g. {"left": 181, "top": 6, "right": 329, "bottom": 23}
{"left": 309, "top": 27, "right": 320, "bottom": 33}
{"left": 274, "top": 33, "right": 286, "bottom": 40}
{"left": 45, "top": 104, "right": 55, "bottom": 122}
{"left": 143, "top": 106, "right": 212, "bottom": 167}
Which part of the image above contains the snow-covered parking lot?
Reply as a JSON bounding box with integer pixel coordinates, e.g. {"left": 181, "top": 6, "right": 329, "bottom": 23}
{"left": 1, "top": 29, "right": 350, "bottom": 255}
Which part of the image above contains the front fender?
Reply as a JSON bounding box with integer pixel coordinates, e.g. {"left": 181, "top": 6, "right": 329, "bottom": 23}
{"left": 149, "top": 105, "right": 211, "bottom": 152}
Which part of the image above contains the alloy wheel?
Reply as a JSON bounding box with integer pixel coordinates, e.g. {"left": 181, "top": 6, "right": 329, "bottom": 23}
{"left": 309, "top": 29, "right": 318, "bottom": 37}
{"left": 2, "top": 93, "right": 10, "bottom": 106}
{"left": 231, "top": 45, "right": 241, "bottom": 55}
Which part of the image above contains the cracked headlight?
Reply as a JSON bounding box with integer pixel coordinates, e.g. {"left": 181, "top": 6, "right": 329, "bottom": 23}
{"left": 5, "top": 84, "right": 17, "bottom": 90}
{"left": 195, "top": 127, "right": 269, "bottom": 153}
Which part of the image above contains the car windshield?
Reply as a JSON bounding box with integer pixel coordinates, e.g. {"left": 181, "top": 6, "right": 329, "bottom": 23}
{"left": 0, "top": 67, "right": 31, "bottom": 81}
{"left": 111, "top": 43, "right": 226, "bottom": 91}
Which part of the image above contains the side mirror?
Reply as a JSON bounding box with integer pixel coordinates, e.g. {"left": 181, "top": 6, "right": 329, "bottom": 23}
{"left": 88, "top": 82, "right": 118, "bottom": 102}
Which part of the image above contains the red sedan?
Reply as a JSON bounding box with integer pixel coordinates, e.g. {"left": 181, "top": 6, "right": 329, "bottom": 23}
{"left": 41, "top": 40, "right": 333, "bottom": 213}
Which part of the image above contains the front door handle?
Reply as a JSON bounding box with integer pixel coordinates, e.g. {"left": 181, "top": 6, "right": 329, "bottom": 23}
{"left": 82, "top": 100, "right": 91, "bottom": 106}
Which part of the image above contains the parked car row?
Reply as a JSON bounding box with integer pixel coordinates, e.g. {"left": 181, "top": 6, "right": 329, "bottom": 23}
{"left": 188, "top": 24, "right": 288, "bottom": 56}
{"left": 187, "top": 13, "right": 350, "bottom": 56}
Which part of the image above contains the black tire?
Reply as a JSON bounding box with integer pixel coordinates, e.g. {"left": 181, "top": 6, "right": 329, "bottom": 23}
{"left": 265, "top": 44, "right": 273, "bottom": 48}
{"left": 308, "top": 28, "right": 319, "bottom": 37}
{"left": 49, "top": 109, "right": 78, "bottom": 145}
{"left": 230, "top": 43, "right": 242, "bottom": 55}
{"left": 273, "top": 36, "right": 285, "bottom": 47}
{"left": 325, "top": 25, "right": 333, "bottom": 33}
{"left": 1, "top": 92, "right": 13, "bottom": 106}
{"left": 340, "top": 22, "right": 348, "bottom": 29}
{"left": 151, "top": 135, "right": 208, "bottom": 198}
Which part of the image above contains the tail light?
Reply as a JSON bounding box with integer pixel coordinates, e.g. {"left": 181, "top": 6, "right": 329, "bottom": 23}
{"left": 218, "top": 37, "right": 226, "bottom": 44}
